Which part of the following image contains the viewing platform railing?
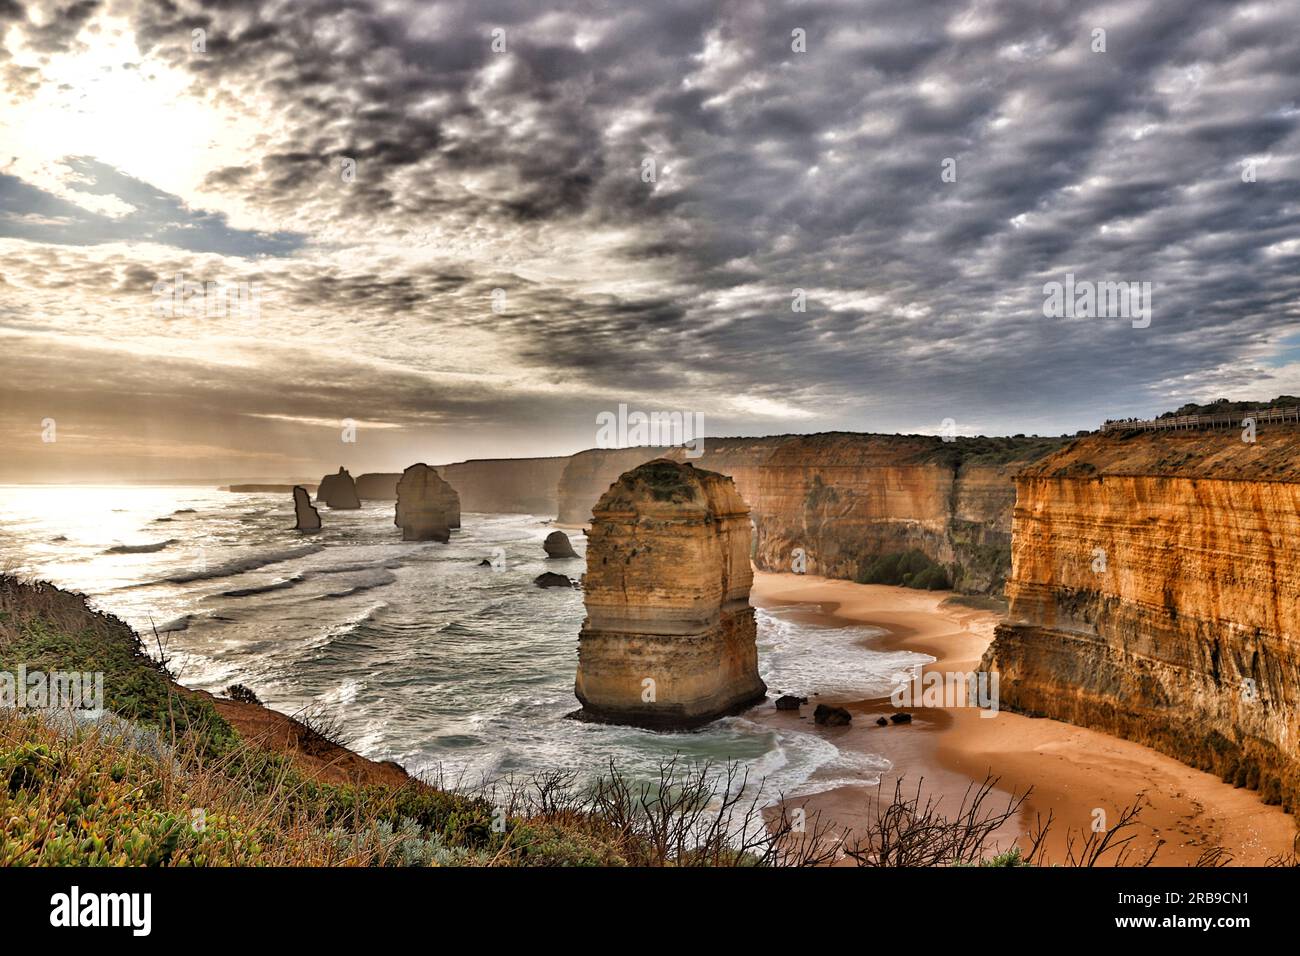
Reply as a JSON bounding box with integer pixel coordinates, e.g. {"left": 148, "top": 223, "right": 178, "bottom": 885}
{"left": 1100, "top": 405, "right": 1300, "bottom": 433}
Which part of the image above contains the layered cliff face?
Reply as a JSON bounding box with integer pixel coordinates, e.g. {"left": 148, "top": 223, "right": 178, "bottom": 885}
{"left": 355, "top": 473, "right": 400, "bottom": 500}
{"left": 437, "top": 457, "right": 568, "bottom": 514}
{"left": 556, "top": 435, "right": 1061, "bottom": 593}
{"left": 982, "top": 428, "right": 1300, "bottom": 814}
{"left": 575, "top": 459, "right": 766, "bottom": 728}
{"left": 394, "top": 464, "right": 461, "bottom": 541}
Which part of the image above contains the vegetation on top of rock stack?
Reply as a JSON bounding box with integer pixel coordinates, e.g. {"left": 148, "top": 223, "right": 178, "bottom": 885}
{"left": 856, "top": 550, "right": 951, "bottom": 590}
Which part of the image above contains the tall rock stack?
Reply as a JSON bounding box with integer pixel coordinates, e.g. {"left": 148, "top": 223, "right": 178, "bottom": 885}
{"left": 575, "top": 458, "right": 766, "bottom": 728}
{"left": 292, "top": 485, "right": 321, "bottom": 531}
{"left": 395, "top": 463, "right": 461, "bottom": 541}
{"left": 317, "top": 467, "right": 361, "bottom": 509}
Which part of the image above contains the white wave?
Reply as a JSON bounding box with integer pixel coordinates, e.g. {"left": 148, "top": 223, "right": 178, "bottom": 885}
{"left": 164, "top": 544, "right": 323, "bottom": 583}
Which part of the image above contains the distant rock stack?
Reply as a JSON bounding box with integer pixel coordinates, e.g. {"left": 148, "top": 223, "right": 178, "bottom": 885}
{"left": 317, "top": 467, "right": 361, "bottom": 509}
{"left": 543, "top": 530, "right": 578, "bottom": 558}
{"left": 292, "top": 486, "right": 321, "bottom": 531}
{"left": 394, "top": 463, "right": 461, "bottom": 541}
{"left": 575, "top": 458, "right": 766, "bottom": 728}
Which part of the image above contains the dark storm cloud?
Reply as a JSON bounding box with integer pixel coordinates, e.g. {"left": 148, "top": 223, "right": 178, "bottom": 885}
{"left": 7, "top": 0, "right": 1300, "bottom": 479}
{"left": 125, "top": 0, "right": 1300, "bottom": 429}
{"left": 0, "top": 158, "right": 304, "bottom": 255}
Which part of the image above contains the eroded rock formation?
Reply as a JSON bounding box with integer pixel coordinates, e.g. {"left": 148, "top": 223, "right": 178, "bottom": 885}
{"left": 292, "top": 485, "right": 320, "bottom": 531}
{"left": 575, "top": 459, "right": 766, "bottom": 728}
{"left": 394, "top": 463, "right": 460, "bottom": 541}
{"left": 543, "top": 530, "right": 578, "bottom": 558}
{"left": 316, "top": 467, "right": 361, "bottom": 509}
{"left": 981, "top": 427, "right": 1300, "bottom": 814}
{"left": 534, "top": 572, "right": 575, "bottom": 588}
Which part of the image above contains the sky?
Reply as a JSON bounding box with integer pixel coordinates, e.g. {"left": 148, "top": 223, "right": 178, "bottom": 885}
{"left": 1, "top": 0, "right": 1299, "bottom": 481}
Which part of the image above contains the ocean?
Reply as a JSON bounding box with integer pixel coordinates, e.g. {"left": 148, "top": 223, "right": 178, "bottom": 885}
{"left": 0, "top": 484, "right": 931, "bottom": 801}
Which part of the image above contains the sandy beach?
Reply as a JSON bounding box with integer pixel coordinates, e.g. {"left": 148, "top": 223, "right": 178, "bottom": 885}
{"left": 751, "top": 571, "right": 1297, "bottom": 866}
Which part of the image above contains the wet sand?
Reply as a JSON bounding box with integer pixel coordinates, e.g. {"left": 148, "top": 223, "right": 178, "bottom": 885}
{"left": 751, "top": 571, "right": 1296, "bottom": 866}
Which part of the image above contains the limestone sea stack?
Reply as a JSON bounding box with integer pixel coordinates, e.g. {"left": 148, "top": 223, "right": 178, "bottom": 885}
{"left": 317, "top": 467, "right": 361, "bottom": 509}
{"left": 292, "top": 485, "right": 321, "bottom": 531}
{"left": 394, "top": 463, "right": 461, "bottom": 541}
{"left": 543, "top": 530, "right": 578, "bottom": 558}
{"left": 575, "top": 459, "right": 766, "bottom": 728}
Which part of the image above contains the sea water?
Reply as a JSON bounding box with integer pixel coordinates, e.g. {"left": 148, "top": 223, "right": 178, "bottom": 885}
{"left": 0, "top": 484, "right": 931, "bottom": 801}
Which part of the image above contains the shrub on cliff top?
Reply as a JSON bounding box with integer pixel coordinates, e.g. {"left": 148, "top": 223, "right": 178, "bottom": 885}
{"left": 0, "top": 577, "right": 236, "bottom": 756}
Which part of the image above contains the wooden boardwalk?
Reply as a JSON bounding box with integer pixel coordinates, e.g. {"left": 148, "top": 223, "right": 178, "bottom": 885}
{"left": 1101, "top": 404, "right": 1300, "bottom": 433}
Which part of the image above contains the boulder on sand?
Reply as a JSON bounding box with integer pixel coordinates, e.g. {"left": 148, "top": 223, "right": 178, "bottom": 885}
{"left": 814, "top": 704, "right": 852, "bottom": 726}
{"left": 543, "top": 530, "right": 578, "bottom": 558}
{"left": 394, "top": 463, "right": 460, "bottom": 541}
{"left": 293, "top": 485, "right": 321, "bottom": 531}
{"left": 775, "top": 695, "right": 807, "bottom": 711}
{"left": 317, "top": 467, "right": 361, "bottom": 509}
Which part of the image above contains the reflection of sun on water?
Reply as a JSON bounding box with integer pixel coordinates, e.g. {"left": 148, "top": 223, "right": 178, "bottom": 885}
{"left": 0, "top": 485, "right": 207, "bottom": 593}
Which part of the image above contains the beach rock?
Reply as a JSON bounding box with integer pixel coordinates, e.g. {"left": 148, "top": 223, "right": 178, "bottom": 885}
{"left": 317, "top": 467, "right": 361, "bottom": 509}
{"left": 394, "top": 463, "right": 460, "bottom": 541}
{"left": 104, "top": 539, "right": 177, "bottom": 554}
{"left": 293, "top": 485, "right": 321, "bottom": 531}
{"left": 814, "top": 704, "right": 852, "bottom": 726}
{"left": 890, "top": 712, "right": 913, "bottom": 724}
{"left": 575, "top": 458, "right": 767, "bottom": 729}
{"left": 355, "top": 473, "right": 401, "bottom": 500}
{"left": 875, "top": 717, "right": 889, "bottom": 726}
{"left": 534, "top": 572, "right": 575, "bottom": 588}
{"left": 543, "top": 530, "right": 578, "bottom": 559}
{"left": 775, "top": 695, "right": 807, "bottom": 711}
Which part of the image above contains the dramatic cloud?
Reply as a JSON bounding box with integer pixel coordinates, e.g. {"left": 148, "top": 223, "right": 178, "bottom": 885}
{"left": 1, "top": 0, "right": 1298, "bottom": 479}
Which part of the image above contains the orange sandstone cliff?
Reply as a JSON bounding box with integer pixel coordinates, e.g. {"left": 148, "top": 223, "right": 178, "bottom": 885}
{"left": 981, "top": 426, "right": 1300, "bottom": 815}
{"left": 556, "top": 434, "right": 1063, "bottom": 593}
{"left": 575, "top": 459, "right": 766, "bottom": 728}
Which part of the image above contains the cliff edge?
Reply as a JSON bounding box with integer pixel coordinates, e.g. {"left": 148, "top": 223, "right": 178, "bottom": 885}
{"left": 982, "top": 426, "right": 1300, "bottom": 816}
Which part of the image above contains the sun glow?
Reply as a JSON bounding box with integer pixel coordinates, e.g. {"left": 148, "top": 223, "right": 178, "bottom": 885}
{"left": 0, "top": 14, "right": 261, "bottom": 216}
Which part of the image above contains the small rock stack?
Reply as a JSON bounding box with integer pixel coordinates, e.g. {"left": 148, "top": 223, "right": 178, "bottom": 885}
{"left": 317, "top": 467, "right": 361, "bottom": 509}
{"left": 292, "top": 486, "right": 321, "bottom": 531}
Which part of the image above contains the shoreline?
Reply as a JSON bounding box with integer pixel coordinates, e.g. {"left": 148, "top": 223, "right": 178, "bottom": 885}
{"left": 751, "top": 570, "right": 1296, "bottom": 866}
